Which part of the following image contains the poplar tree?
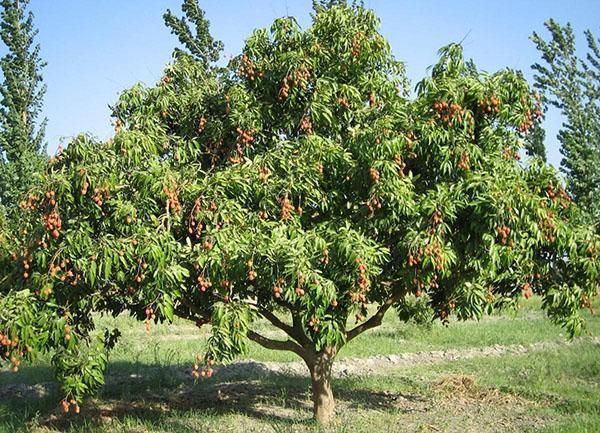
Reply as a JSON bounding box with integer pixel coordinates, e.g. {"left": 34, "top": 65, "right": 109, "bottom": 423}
{"left": 532, "top": 20, "right": 600, "bottom": 222}
{"left": 0, "top": 0, "right": 47, "bottom": 213}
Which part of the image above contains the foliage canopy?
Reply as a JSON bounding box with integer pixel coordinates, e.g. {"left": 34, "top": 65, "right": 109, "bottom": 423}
{"left": 1, "top": 2, "right": 598, "bottom": 424}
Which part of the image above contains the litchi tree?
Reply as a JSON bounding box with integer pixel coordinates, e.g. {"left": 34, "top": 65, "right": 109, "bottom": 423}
{"left": 1, "top": 2, "right": 599, "bottom": 425}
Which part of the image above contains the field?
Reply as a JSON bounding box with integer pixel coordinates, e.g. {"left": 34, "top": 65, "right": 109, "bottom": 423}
{"left": 1, "top": 297, "right": 599, "bottom": 433}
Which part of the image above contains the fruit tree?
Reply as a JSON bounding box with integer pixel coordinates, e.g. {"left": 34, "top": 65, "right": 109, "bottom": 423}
{"left": 1, "top": 2, "right": 599, "bottom": 425}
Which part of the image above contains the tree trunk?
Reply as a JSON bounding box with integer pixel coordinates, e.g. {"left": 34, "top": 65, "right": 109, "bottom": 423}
{"left": 307, "top": 346, "right": 336, "bottom": 425}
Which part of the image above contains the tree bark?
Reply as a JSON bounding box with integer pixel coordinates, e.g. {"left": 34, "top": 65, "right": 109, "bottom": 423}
{"left": 306, "top": 346, "right": 336, "bottom": 425}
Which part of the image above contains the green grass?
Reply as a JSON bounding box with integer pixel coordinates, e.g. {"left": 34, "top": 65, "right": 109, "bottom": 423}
{"left": 1, "top": 297, "right": 598, "bottom": 432}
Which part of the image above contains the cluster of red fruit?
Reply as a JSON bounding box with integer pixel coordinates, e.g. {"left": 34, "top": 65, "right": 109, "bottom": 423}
{"left": 424, "top": 239, "right": 446, "bottom": 271}
{"left": 273, "top": 284, "right": 283, "bottom": 299}
{"left": 20, "top": 256, "right": 33, "bottom": 280}
{"left": 246, "top": 260, "right": 257, "bottom": 282}
{"left": 49, "top": 145, "right": 64, "bottom": 164}
{"left": 43, "top": 210, "right": 62, "bottom": 240}
{"left": 187, "top": 200, "right": 204, "bottom": 240}
{"left": 351, "top": 31, "right": 363, "bottom": 58}
{"left": 496, "top": 225, "right": 511, "bottom": 245}
{"left": 546, "top": 184, "right": 572, "bottom": 209}
{"left": 61, "top": 399, "right": 80, "bottom": 414}
{"left": 502, "top": 147, "right": 520, "bottom": 161}
{"left": 540, "top": 211, "right": 557, "bottom": 244}
{"left": 458, "top": 152, "right": 470, "bottom": 171}
{"left": 92, "top": 186, "right": 110, "bottom": 207}
{"left": 433, "top": 101, "right": 464, "bottom": 127}
{"left": 278, "top": 65, "right": 311, "bottom": 100}
{"left": 19, "top": 193, "right": 40, "bottom": 210}
{"left": 393, "top": 155, "right": 406, "bottom": 176}
{"left": 192, "top": 355, "right": 215, "bottom": 378}
{"left": 521, "top": 282, "right": 534, "bottom": 299}
{"left": 365, "top": 196, "right": 382, "bottom": 214}
{"left": 134, "top": 258, "right": 148, "bottom": 284}
{"left": 0, "top": 333, "right": 26, "bottom": 372}
{"left": 338, "top": 96, "right": 350, "bottom": 109}
{"left": 431, "top": 210, "right": 443, "bottom": 225}
{"left": 479, "top": 95, "right": 500, "bottom": 114}
{"left": 368, "top": 93, "right": 377, "bottom": 108}
{"left": 198, "top": 116, "right": 207, "bottom": 133}
{"left": 320, "top": 248, "right": 330, "bottom": 265}
{"left": 299, "top": 116, "right": 313, "bottom": 134}
{"left": 517, "top": 112, "right": 535, "bottom": 133}
{"left": 144, "top": 307, "right": 156, "bottom": 333}
{"left": 235, "top": 127, "right": 257, "bottom": 147}
{"left": 350, "top": 258, "right": 370, "bottom": 321}
{"left": 238, "top": 53, "right": 263, "bottom": 81}
{"left": 308, "top": 316, "right": 321, "bottom": 332}
{"left": 407, "top": 250, "right": 422, "bottom": 267}
{"left": 197, "top": 275, "right": 212, "bottom": 292}
{"left": 369, "top": 167, "right": 380, "bottom": 183}
{"left": 163, "top": 186, "right": 182, "bottom": 214}
{"left": 258, "top": 166, "right": 271, "bottom": 183}
{"left": 49, "top": 259, "right": 70, "bottom": 277}
{"left": 258, "top": 210, "right": 269, "bottom": 220}
{"left": 280, "top": 195, "right": 295, "bottom": 221}
{"left": 63, "top": 270, "right": 81, "bottom": 287}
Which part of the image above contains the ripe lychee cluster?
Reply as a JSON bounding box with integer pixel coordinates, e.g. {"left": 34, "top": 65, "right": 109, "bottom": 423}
{"left": 43, "top": 210, "right": 62, "bottom": 240}
{"left": 247, "top": 260, "right": 257, "bottom": 282}
{"left": 163, "top": 186, "right": 182, "bottom": 214}
{"left": 369, "top": 167, "right": 380, "bottom": 183}
{"left": 187, "top": 199, "right": 204, "bottom": 240}
{"left": 479, "top": 95, "right": 500, "bottom": 114}
{"left": 546, "top": 184, "right": 572, "bottom": 209}
{"left": 61, "top": 399, "right": 80, "bottom": 414}
{"left": 192, "top": 355, "right": 215, "bottom": 378}
{"left": 299, "top": 115, "right": 313, "bottom": 134}
{"left": 238, "top": 53, "right": 263, "bottom": 81}
{"left": 496, "top": 225, "right": 511, "bottom": 245}
{"left": 424, "top": 239, "right": 446, "bottom": 271}
{"left": 258, "top": 166, "right": 271, "bottom": 183}
{"left": 458, "top": 152, "right": 470, "bottom": 171}
{"left": 92, "top": 186, "right": 110, "bottom": 207}
{"left": 21, "top": 255, "right": 33, "bottom": 280}
{"left": 144, "top": 307, "right": 155, "bottom": 333}
{"left": 407, "top": 250, "right": 422, "bottom": 267}
{"left": 351, "top": 31, "right": 363, "bottom": 58}
{"left": 198, "top": 116, "right": 207, "bottom": 133}
{"left": 393, "top": 155, "right": 406, "bottom": 176}
{"left": 433, "top": 101, "right": 464, "bottom": 127}
{"left": 236, "top": 127, "right": 257, "bottom": 146}
{"left": 502, "top": 147, "right": 520, "bottom": 161}
{"left": 197, "top": 276, "right": 212, "bottom": 292}
{"left": 0, "top": 333, "right": 25, "bottom": 373}
{"left": 280, "top": 195, "right": 295, "bottom": 221}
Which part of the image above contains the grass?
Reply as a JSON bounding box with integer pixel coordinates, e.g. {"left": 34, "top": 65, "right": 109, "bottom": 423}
{"left": 0, "top": 297, "right": 598, "bottom": 432}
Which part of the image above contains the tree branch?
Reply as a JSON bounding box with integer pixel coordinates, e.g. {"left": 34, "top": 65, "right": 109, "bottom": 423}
{"left": 244, "top": 298, "right": 312, "bottom": 348}
{"left": 346, "top": 285, "right": 407, "bottom": 343}
{"left": 247, "top": 330, "right": 309, "bottom": 361}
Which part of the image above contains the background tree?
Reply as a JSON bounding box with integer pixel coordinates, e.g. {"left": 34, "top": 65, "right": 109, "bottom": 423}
{"left": 532, "top": 20, "right": 600, "bottom": 222}
{"left": 163, "top": 0, "right": 223, "bottom": 66}
{"left": 1, "top": 3, "right": 598, "bottom": 425}
{"left": 0, "top": 0, "right": 47, "bottom": 215}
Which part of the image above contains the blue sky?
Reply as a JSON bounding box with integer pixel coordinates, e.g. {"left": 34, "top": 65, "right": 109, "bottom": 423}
{"left": 16, "top": 1, "right": 600, "bottom": 168}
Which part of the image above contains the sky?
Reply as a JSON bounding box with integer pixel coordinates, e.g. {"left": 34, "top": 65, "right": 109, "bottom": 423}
{"left": 11, "top": 0, "right": 600, "bottom": 168}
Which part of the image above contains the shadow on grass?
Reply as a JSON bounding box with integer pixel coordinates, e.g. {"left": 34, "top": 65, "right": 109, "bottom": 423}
{"left": 0, "top": 362, "right": 429, "bottom": 432}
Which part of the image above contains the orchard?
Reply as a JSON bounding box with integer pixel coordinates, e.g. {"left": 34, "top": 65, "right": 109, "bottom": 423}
{"left": 0, "top": 1, "right": 599, "bottom": 425}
